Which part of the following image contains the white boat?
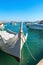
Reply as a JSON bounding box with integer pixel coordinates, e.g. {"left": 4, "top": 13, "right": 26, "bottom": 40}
{"left": 0, "top": 22, "right": 28, "bottom": 61}
{"left": 10, "top": 21, "right": 16, "bottom": 25}
{"left": 0, "top": 23, "right": 4, "bottom": 30}
{"left": 26, "top": 21, "right": 43, "bottom": 30}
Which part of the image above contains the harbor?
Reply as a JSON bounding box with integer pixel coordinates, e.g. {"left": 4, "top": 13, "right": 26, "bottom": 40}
{"left": 0, "top": 0, "right": 43, "bottom": 65}
{"left": 0, "top": 22, "right": 43, "bottom": 65}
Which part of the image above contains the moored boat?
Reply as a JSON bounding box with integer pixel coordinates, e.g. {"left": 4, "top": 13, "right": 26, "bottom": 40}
{"left": 26, "top": 21, "right": 43, "bottom": 30}
{"left": 0, "top": 22, "right": 28, "bottom": 61}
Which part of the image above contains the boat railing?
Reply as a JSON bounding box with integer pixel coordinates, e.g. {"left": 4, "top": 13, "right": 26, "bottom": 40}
{"left": 7, "top": 29, "right": 17, "bottom": 35}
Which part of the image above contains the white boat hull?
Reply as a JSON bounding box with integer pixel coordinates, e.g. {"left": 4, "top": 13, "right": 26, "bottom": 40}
{"left": 0, "top": 31, "right": 27, "bottom": 59}
{"left": 27, "top": 23, "right": 43, "bottom": 30}
{"left": 0, "top": 22, "right": 28, "bottom": 61}
{"left": 1, "top": 37, "right": 20, "bottom": 58}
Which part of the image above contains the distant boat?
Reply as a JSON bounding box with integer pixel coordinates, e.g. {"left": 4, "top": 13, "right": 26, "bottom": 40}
{"left": 0, "top": 23, "right": 4, "bottom": 30}
{"left": 0, "top": 22, "right": 28, "bottom": 61}
{"left": 26, "top": 21, "right": 43, "bottom": 30}
{"left": 12, "top": 22, "right": 16, "bottom": 25}
{"left": 10, "top": 21, "right": 16, "bottom": 25}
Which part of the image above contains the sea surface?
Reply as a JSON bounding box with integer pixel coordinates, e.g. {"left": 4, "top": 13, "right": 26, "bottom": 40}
{"left": 0, "top": 22, "right": 43, "bottom": 65}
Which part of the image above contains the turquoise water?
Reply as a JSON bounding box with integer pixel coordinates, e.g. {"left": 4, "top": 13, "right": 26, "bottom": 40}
{"left": 0, "top": 22, "right": 43, "bottom": 65}
{"left": 0, "top": 50, "right": 19, "bottom": 65}
{"left": 21, "top": 29, "right": 43, "bottom": 65}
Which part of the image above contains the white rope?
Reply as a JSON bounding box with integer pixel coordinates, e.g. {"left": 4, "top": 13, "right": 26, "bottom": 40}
{"left": 22, "top": 34, "right": 36, "bottom": 61}
{"left": 25, "top": 42, "right": 36, "bottom": 61}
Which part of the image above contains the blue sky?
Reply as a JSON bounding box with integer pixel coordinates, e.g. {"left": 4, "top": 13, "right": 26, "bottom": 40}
{"left": 0, "top": 0, "right": 43, "bottom": 21}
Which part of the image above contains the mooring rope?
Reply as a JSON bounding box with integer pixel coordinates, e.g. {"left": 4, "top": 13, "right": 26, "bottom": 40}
{"left": 25, "top": 42, "right": 36, "bottom": 61}
{"left": 21, "top": 34, "right": 36, "bottom": 61}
